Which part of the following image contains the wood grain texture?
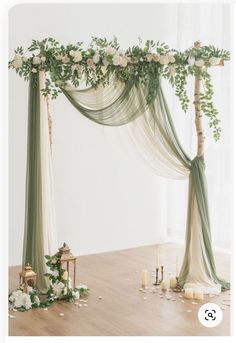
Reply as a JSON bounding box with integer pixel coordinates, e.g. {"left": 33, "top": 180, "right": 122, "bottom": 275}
{"left": 8, "top": 243, "right": 231, "bottom": 336}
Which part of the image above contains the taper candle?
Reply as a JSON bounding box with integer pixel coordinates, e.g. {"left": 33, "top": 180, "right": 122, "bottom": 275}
{"left": 156, "top": 248, "right": 160, "bottom": 267}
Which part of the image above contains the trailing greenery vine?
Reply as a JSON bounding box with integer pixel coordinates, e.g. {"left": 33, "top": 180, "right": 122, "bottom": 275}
{"left": 9, "top": 252, "right": 89, "bottom": 312}
{"left": 9, "top": 37, "right": 230, "bottom": 140}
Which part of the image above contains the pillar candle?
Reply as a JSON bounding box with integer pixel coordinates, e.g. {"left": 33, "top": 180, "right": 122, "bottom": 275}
{"left": 141, "top": 269, "right": 148, "bottom": 288}
{"left": 63, "top": 270, "right": 68, "bottom": 281}
{"left": 194, "top": 290, "right": 204, "bottom": 300}
{"left": 170, "top": 276, "right": 177, "bottom": 289}
{"left": 161, "top": 279, "right": 169, "bottom": 292}
{"left": 184, "top": 288, "right": 194, "bottom": 299}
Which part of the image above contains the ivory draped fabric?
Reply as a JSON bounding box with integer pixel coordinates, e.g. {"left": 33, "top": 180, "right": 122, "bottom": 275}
{"left": 23, "top": 71, "right": 229, "bottom": 293}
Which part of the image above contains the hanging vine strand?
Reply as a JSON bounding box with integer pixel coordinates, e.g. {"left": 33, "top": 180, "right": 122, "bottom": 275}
{"left": 9, "top": 37, "right": 230, "bottom": 141}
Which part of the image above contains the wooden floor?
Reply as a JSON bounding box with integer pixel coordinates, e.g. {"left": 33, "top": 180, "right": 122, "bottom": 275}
{"left": 8, "top": 243, "right": 231, "bottom": 336}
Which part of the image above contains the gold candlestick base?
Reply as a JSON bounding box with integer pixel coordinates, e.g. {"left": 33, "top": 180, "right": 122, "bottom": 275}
{"left": 173, "top": 276, "right": 182, "bottom": 293}
{"left": 153, "top": 266, "right": 164, "bottom": 286}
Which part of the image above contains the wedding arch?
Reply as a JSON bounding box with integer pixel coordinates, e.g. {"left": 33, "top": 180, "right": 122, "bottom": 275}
{"left": 9, "top": 37, "right": 230, "bottom": 294}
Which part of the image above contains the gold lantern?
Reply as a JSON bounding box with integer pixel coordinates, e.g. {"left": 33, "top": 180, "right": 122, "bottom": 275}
{"left": 58, "top": 243, "right": 77, "bottom": 289}
{"left": 19, "top": 263, "right": 37, "bottom": 293}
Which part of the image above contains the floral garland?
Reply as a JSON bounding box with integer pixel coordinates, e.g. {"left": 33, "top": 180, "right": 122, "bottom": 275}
{"left": 9, "top": 37, "right": 230, "bottom": 140}
{"left": 9, "top": 253, "right": 89, "bottom": 312}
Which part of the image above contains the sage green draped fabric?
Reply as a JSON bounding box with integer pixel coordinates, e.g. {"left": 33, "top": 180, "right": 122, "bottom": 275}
{"left": 24, "top": 71, "right": 229, "bottom": 292}
{"left": 179, "top": 156, "right": 230, "bottom": 290}
{"left": 23, "top": 73, "right": 48, "bottom": 292}
{"left": 23, "top": 71, "right": 57, "bottom": 293}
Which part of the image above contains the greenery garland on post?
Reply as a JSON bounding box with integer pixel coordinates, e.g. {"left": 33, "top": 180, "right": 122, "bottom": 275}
{"left": 9, "top": 37, "right": 230, "bottom": 141}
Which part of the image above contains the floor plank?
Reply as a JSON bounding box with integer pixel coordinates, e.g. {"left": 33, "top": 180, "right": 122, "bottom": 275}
{"left": 8, "top": 243, "right": 231, "bottom": 336}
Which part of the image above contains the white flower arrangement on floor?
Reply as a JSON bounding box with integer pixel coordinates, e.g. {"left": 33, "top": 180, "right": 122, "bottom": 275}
{"left": 8, "top": 253, "right": 89, "bottom": 311}
{"left": 9, "top": 288, "right": 40, "bottom": 311}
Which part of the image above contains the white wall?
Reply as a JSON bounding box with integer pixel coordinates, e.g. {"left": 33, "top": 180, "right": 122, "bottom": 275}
{"left": 9, "top": 3, "right": 232, "bottom": 266}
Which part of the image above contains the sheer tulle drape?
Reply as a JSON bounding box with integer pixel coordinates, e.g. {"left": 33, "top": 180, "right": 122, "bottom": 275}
{"left": 61, "top": 77, "right": 229, "bottom": 293}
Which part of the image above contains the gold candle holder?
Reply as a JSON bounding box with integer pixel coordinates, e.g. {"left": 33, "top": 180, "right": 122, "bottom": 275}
{"left": 153, "top": 265, "right": 164, "bottom": 286}
{"left": 173, "top": 276, "right": 182, "bottom": 293}
{"left": 153, "top": 268, "right": 160, "bottom": 286}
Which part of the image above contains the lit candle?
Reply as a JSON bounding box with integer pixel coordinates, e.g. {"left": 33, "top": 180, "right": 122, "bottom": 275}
{"left": 141, "top": 269, "right": 148, "bottom": 288}
{"left": 156, "top": 248, "right": 160, "bottom": 267}
{"left": 184, "top": 288, "right": 194, "bottom": 299}
{"left": 194, "top": 290, "right": 204, "bottom": 300}
{"left": 63, "top": 270, "right": 68, "bottom": 280}
{"left": 170, "top": 276, "right": 177, "bottom": 289}
{"left": 160, "top": 279, "right": 169, "bottom": 292}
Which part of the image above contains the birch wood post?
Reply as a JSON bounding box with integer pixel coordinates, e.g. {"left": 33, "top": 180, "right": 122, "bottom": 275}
{"left": 46, "top": 96, "right": 52, "bottom": 149}
{"left": 194, "top": 40, "right": 205, "bottom": 157}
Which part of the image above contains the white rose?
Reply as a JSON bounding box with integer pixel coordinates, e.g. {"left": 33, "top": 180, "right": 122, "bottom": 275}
{"left": 23, "top": 294, "right": 32, "bottom": 310}
{"left": 22, "top": 56, "right": 28, "bottom": 62}
{"left": 188, "top": 57, "right": 195, "bottom": 66}
{"left": 74, "top": 291, "right": 80, "bottom": 299}
{"left": 152, "top": 53, "right": 160, "bottom": 62}
{"left": 169, "top": 55, "right": 175, "bottom": 63}
{"left": 73, "top": 51, "right": 82, "bottom": 63}
{"left": 62, "top": 55, "right": 70, "bottom": 64}
{"left": 209, "top": 56, "right": 221, "bottom": 66}
{"left": 168, "top": 65, "right": 176, "bottom": 76}
{"left": 14, "top": 293, "right": 32, "bottom": 310}
{"left": 32, "top": 56, "right": 41, "bottom": 65}
{"left": 146, "top": 54, "right": 153, "bottom": 62}
{"left": 69, "top": 50, "right": 75, "bottom": 57}
{"left": 120, "top": 55, "right": 128, "bottom": 67}
{"left": 51, "top": 269, "right": 59, "bottom": 277}
{"left": 41, "top": 56, "right": 46, "bottom": 63}
{"left": 12, "top": 54, "right": 23, "bottom": 69}
{"left": 112, "top": 54, "right": 122, "bottom": 66}
{"left": 14, "top": 295, "right": 25, "bottom": 308}
{"left": 52, "top": 281, "right": 65, "bottom": 298}
{"left": 31, "top": 68, "right": 37, "bottom": 73}
{"left": 168, "top": 50, "right": 175, "bottom": 56}
{"left": 195, "top": 59, "right": 205, "bottom": 67}
{"left": 159, "top": 55, "right": 170, "bottom": 65}
{"left": 55, "top": 54, "right": 63, "bottom": 61}
{"left": 93, "top": 53, "right": 100, "bottom": 64}
{"left": 105, "top": 46, "right": 116, "bottom": 56}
